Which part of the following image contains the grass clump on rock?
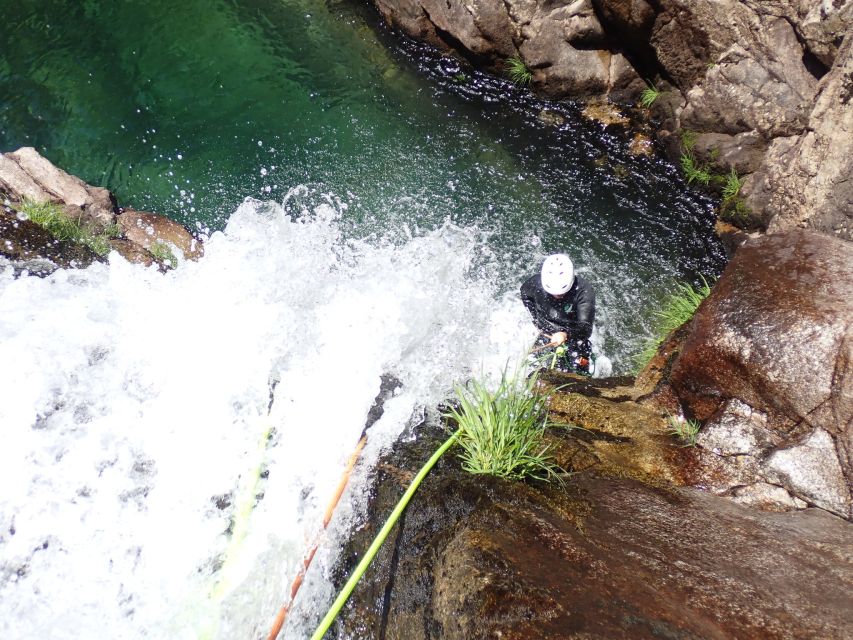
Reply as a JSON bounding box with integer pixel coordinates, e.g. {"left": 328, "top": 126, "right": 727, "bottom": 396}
{"left": 444, "top": 369, "right": 560, "bottom": 482}
{"left": 505, "top": 55, "right": 532, "bottom": 86}
{"left": 666, "top": 414, "right": 701, "bottom": 446}
{"left": 634, "top": 276, "right": 713, "bottom": 371}
{"left": 680, "top": 154, "right": 711, "bottom": 186}
{"left": 149, "top": 240, "right": 178, "bottom": 267}
{"left": 639, "top": 83, "right": 660, "bottom": 108}
{"left": 20, "top": 198, "right": 118, "bottom": 257}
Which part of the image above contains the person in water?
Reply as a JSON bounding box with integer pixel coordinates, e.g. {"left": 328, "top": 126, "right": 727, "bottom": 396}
{"left": 521, "top": 253, "right": 596, "bottom": 374}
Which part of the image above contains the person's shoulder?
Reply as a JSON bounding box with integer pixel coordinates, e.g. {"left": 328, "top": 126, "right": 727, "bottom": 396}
{"left": 521, "top": 273, "right": 540, "bottom": 291}
{"left": 575, "top": 274, "right": 593, "bottom": 289}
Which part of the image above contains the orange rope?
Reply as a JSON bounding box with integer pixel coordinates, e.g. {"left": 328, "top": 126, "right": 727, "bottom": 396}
{"left": 266, "top": 434, "right": 368, "bottom": 640}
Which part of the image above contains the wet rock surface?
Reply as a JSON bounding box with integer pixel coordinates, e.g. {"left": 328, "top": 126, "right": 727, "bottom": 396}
{"left": 0, "top": 147, "right": 203, "bottom": 274}
{"left": 669, "top": 229, "right": 853, "bottom": 518}
{"left": 0, "top": 208, "right": 102, "bottom": 274}
{"left": 336, "top": 424, "right": 853, "bottom": 640}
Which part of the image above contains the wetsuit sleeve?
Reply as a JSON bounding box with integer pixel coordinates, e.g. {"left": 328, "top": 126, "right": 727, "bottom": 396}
{"left": 572, "top": 280, "right": 595, "bottom": 340}
{"left": 521, "top": 275, "right": 563, "bottom": 334}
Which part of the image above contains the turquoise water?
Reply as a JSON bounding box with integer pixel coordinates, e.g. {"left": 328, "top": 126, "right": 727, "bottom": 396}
{"left": 0, "top": 0, "right": 724, "bottom": 367}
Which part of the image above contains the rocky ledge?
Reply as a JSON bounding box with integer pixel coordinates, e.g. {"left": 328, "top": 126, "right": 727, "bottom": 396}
{"left": 371, "top": 0, "right": 853, "bottom": 239}
{"left": 331, "top": 228, "right": 852, "bottom": 638}
{"left": 0, "top": 147, "right": 203, "bottom": 276}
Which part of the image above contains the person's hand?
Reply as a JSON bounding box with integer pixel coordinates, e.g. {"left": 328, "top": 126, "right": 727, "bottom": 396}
{"left": 551, "top": 331, "right": 568, "bottom": 345}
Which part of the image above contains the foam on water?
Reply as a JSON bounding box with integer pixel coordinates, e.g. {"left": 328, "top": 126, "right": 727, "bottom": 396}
{"left": 0, "top": 195, "right": 534, "bottom": 639}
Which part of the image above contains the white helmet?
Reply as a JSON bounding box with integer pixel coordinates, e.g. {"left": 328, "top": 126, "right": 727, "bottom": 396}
{"left": 541, "top": 254, "right": 575, "bottom": 295}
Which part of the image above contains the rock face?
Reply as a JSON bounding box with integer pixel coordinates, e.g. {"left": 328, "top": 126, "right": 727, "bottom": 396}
{"left": 0, "top": 147, "right": 115, "bottom": 232}
{"left": 372, "top": 0, "right": 644, "bottom": 99}
{"left": 337, "top": 430, "right": 853, "bottom": 640}
{"left": 670, "top": 230, "right": 853, "bottom": 518}
{"left": 369, "top": 0, "right": 853, "bottom": 237}
{"left": 0, "top": 147, "right": 203, "bottom": 273}
{"left": 117, "top": 209, "right": 204, "bottom": 260}
{"left": 743, "top": 35, "right": 853, "bottom": 238}
{"left": 0, "top": 208, "right": 101, "bottom": 275}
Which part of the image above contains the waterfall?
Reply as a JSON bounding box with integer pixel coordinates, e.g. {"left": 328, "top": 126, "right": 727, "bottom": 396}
{"left": 0, "top": 194, "right": 533, "bottom": 639}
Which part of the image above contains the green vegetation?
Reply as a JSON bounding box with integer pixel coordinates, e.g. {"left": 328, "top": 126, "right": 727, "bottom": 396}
{"left": 633, "top": 276, "right": 713, "bottom": 372}
{"left": 718, "top": 167, "right": 754, "bottom": 225}
{"left": 639, "top": 84, "right": 660, "bottom": 108}
{"left": 19, "top": 199, "right": 119, "bottom": 257}
{"left": 149, "top": 240, "right": 178, "bottom": 267}
{"left": 666, "top": 414, "right": 701, "bottom": 446}
{"left": 452, "top": 72, "right": 469, "bottom": 84}
{"left": 721, "top": 166, "right": 744, "bottom": 202}
{"left": 444, "top": 369, "right": 561, "bottom": 482}
{"left": 680, "top": 154, "right": 711, "bottom": 186}
{"left": 506, "top": 55, "right": 533, "bottom": 86}
{"left": 680, "top": 129, "right": 698, "bottom": 153}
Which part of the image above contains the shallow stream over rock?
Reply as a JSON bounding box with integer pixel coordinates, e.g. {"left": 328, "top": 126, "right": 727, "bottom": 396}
{"left": 1, "top": 1, "right": 727, "bottom": 638}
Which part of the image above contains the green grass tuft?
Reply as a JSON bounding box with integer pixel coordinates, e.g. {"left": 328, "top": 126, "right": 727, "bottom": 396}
{"left": 633, "top": 276, "right": 713, "bottom": 372}
{"left": 680, "top": 154, "right": 711, "bottom": 186}
{"left": 20, "top": 199, "right": 115, "bottom": 257}
{"left": 149, "top": 241, "right": 178, "bottom": 267}
{"left": 444, "top": 368, "right": 561, "bottom": 482}
{"left": 639, "top": 84, "right": 660, "bottom": 108}
{"left": 506, "top": 55, "right": 532, "bottom": 86}
{"left": 679, "top": 129, "right": 698, "bottom": 153}
{"left": 666, "top": 414, "right": 701, "bottom": 446}
{"left": 721, "top": 166, "right": 744, "bottom": 202}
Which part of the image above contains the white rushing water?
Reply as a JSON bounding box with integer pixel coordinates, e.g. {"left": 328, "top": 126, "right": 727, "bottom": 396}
{"left": 0, "top": 195, "right": 540, "bottom": 639}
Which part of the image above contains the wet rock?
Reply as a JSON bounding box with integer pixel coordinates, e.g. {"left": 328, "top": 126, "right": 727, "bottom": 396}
{"left": 627, "top": 132, "right": 654, "bottom": 156}
{"left": 537, "top": 109, "right": 566, "bottom": 127}
{"left": 670, "top": 230, "right": 853, "bottom": 518}
{"left": 107, "top": 238, "right": 157, "bottom": 267}
{"left": 0, "top": 208, "right": 102, "bottom": 273}
{"left": 581, "top": 100, "right": 629, "bottom": 126}
{"left": 764, "top": 429, "right": 851, "bottom": 518}
{"left": 712, "top": 219, "right": 758, "bottom": 259}
{"left": 117, "top": 209, "right": 204, "bottom": 260}
{"left": 338, "top": 442, "right": 853, "bottom": 640}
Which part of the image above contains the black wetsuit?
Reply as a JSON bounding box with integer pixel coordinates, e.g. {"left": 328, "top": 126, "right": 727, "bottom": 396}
{"left": 521, "top": 273, "right": 596, "bottom": 371}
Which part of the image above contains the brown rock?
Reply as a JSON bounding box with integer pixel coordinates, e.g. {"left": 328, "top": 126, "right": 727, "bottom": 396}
{"left": 107, "top": 238, "right": 157, "bottom": 267}
{"left": 581, "top": 100, "right": 630, "bottom": 126}
{"left": 628, "top": 132, "right": 654, "bottom": 156}
{"left": 116, "top": 209, "right": 203, "bottom": 260}
{"left": 339, "top": 449, "right": 853, "bottom": 640}
{"left": 670, "top": 230, "right": 853, "bottom": 516}
{"left": 0, "top": 207, "right": 102, "bottom": 273}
